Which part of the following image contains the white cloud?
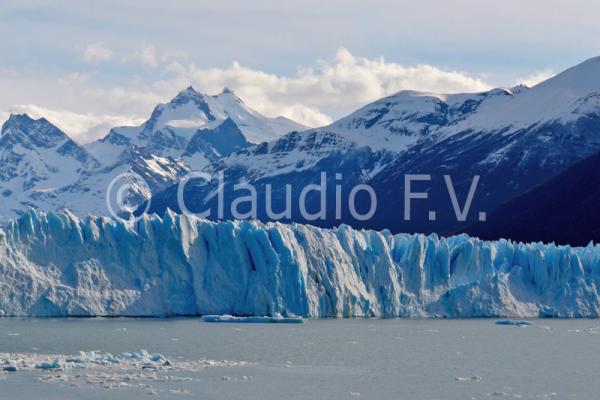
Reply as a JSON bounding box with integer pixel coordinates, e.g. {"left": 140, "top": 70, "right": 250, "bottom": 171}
{"left": 84, "top": 86, "right": 164, "bottom": 116}
{"left": 1, "top": 48, "right": 496, "bottom": 140}
{"left": 131, "top": 43, "right": 159, "bottom": 68}
{"left": 120, "top": 44, "right": 188, "bottom": 69}
{"left": 82, "top": 42, "right": 113, "bottom": 63}
{"left": 58, "top": 72, "right": 91, "bottom": 85}
{"left": 0, "top": 111, "right": 9, "bottom": 129}
{"left": 3, "top": 104, "right": 144, "bottom": 144}
{"left": 516, "top": 68, "right": 555, "bottom": 87}
{"left": 167, "top": 48, "right": 492, "bottom": 126}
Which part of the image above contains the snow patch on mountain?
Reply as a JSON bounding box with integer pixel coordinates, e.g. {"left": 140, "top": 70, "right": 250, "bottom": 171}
{"left": 441, "top": 57, "right": 600, "bottom": 138}
{"left": 49, "top": 148, "right": 190, "bottom": 217}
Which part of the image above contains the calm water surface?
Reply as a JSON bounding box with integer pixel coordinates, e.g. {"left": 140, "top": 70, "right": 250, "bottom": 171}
{"left": 0, "top": 318, "right": 599, "bottom": 399}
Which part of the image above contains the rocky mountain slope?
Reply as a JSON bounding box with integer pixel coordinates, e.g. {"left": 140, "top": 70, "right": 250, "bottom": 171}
{"left": 466, "top": 151, "right": 600, "bottom": 246}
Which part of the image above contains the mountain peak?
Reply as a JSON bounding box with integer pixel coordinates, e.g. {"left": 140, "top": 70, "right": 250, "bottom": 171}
{"left": 214, "top": 87, "right": 244, "bottom": 105}
{"left": 2, "top": 113, "right": 53, "bottom": 135}
{"left": 170, "top": 86, "right": 205, "bottom": 105}
{"left": 5, "top": 112, "right": 36, "bottom": 125}
{"left": 183, "top": 85, "right": 200, "bottom": 94}
{"left": 0, "top": 114, "right": 95, "bottom": 165}
{"left": 510, "top": 84, "right": 529, "bottom": 94}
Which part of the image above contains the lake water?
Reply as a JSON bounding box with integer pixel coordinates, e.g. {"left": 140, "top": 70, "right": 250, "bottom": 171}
{"left": 0, "top": 318, "right": 599, "bottom": 399}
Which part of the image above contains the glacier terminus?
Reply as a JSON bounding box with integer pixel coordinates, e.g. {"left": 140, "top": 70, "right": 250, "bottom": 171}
{"left": 1, "top": 210, "right": 598, "bottom": 318}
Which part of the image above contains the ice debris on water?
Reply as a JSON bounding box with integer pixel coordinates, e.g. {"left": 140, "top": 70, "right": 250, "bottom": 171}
{"left": 568, "top": 326, "right": 600, "bottom": 334}
{"left": 0, "top": 349, "right": 250, "bottom": 391}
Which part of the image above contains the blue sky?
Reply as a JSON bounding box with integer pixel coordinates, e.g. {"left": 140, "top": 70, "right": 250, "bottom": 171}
{"left": 1, "top": 0, "right": 599, "bottom": 142}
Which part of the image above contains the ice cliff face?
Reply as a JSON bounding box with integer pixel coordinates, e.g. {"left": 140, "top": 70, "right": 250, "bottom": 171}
{"left": 0, "top": 210, "right": 599, "bottom": 318}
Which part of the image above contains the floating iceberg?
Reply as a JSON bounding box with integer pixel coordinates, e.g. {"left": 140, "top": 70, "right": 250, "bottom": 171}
{"left": 495, "top": 320, "right": 532, "bottom": 326}
{"left": 455, "top": 376, "right": 482, "bottom": 383}
{"left": 202, "top": 314, "right": 305, "bottom": 323}
{"left": 1, "top": 210, "right": 600, "bottom": 318}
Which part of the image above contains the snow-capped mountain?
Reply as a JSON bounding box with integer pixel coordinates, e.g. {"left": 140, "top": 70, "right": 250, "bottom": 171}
{"left": 364, "top": 57, "right": 600, "bottom": 234}
{"left": 2, "top": 210, "right": 600, "bottom": 317}
{"left": 325, "top": 87, "right": 518, "bottom": 150}
{"left": 0, "top": 88, "right": 306, "bottom": 220}
{"left": 75, "top": 86, "right": 304, "bottom": 217}
{"left": 0, "top": 114, "right": 189, "bottom": 220}
{"left": 147, "top": 57, "right": 600, "bottom": 239}
{"left": 145, "top": 87, "right": 474, "bottom": 219}
{"left": 0, "top": 114, "right": 100, "bottom": 219}
{"left": 85, "top": 86, "right": 305, "bottom": 167}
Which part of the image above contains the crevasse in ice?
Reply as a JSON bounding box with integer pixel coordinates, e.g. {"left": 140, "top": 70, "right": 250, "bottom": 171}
{"left": 0, "top": 210, "right": 599, "bottom": 317}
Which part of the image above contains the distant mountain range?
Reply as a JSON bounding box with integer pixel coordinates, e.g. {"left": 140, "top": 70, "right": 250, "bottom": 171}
{"left": 0, "top": 87, "right": 305, "bottom": 219}
{"left": 146, "top": 57, "right": 600, "bottom": 245}
{"left": 2, "top": 57, "right": 600, "bottom": 245}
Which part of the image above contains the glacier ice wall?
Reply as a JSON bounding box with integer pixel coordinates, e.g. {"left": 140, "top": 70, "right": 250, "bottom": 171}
{"left": 0, "top": 210, "right": 599, "bottom": 317}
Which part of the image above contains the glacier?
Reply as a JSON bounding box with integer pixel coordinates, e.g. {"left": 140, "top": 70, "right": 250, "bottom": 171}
{"left": 0, "top": 210, "right": 599, "bottom": 318}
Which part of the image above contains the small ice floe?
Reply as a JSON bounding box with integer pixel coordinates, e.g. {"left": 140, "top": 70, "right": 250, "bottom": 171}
{"left": 489, "top": 391, "right": 508, "bottom": 396}
{"left": 455, "top": 376, "right": 482, "bottom": 383}
{"left": 201, "top": 314, "right": 305, "bottom": 324}
{"left": 495, "top": 320, "right": 532, "bottom": 326}
{"left": 221, "top": 375, "right": 252, "bottom": 381}
{"left": 35, "top": 359, "right": 64, "bottom": 370}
